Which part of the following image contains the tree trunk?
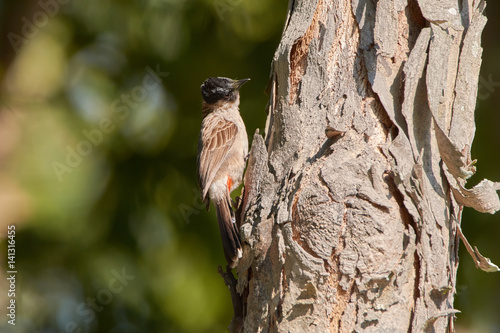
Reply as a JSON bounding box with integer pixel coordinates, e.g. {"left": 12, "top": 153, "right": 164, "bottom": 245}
{"left": 231, "top": 0, "right": 499, "bottom": 332}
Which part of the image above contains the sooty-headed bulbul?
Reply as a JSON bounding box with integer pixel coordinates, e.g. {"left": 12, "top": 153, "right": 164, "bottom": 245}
{"left": 197, "top": 77, "right": 250, "bottom": 268}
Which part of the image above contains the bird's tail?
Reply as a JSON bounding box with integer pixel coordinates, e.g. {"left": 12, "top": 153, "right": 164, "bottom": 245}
{"left": 215, "top": 195, "right": 242, "bottom": 268}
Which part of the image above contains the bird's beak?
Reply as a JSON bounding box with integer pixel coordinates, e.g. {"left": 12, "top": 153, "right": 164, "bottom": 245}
{"left": 233, "top": 78, "right": 251, "bottom": 90}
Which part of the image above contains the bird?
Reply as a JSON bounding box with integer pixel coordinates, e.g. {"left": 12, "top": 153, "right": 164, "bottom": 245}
{"left": 197, "top": 77, "right": 250, "bottom": 268}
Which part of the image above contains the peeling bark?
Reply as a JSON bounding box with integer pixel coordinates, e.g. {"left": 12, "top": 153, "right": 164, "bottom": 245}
{"left": 231, "top": 0, "right": 499, "bottom": 332}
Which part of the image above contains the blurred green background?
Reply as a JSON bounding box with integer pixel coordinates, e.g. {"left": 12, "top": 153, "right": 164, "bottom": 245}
{"left": 0, "top": 0, "right": 498, "bottom": 332}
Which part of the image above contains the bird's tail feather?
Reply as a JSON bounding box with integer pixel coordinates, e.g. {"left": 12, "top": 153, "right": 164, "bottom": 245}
{"left": 215, "top": 195, "right": 242, "bottom": 268}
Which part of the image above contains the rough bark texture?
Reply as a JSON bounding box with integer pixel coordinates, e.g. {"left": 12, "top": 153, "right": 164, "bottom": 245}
{"left": 233, "top": 0, "right": 499, "bottom": 332}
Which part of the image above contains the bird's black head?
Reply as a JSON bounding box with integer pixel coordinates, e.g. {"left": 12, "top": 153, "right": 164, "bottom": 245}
{"left": 201, "top": 77, "right": 250, "bottom": 104}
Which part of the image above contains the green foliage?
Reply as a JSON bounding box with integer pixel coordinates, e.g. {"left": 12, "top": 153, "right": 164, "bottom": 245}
{"left": 0, "top": 0, "right": 286, "bottom": 332}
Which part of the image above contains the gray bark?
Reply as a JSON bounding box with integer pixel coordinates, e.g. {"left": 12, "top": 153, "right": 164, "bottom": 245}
{"left": 232, "top": 0, "right": 500, "bottom": 332}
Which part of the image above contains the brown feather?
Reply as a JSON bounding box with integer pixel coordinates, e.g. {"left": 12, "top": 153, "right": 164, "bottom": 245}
{"left": 197, "top": 115, "right": 238, "bottom": 204}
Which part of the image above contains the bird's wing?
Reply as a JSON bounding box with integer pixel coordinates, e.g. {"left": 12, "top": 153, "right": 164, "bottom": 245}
{"left": 197, "top": 115, "right": 238, "bottom": 202}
